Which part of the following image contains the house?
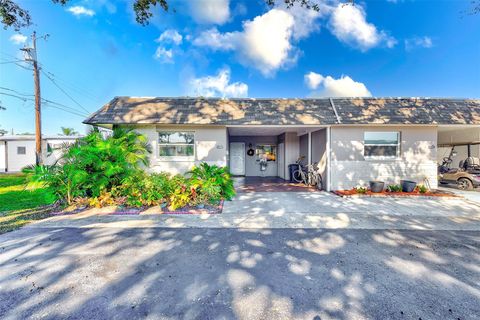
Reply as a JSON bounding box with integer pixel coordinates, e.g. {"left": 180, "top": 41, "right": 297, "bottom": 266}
{"left": 84, "top": 97, "right": 480, "bottom": 191}
{"left": 0, "top": 135, "right": 82, "bottom": 172}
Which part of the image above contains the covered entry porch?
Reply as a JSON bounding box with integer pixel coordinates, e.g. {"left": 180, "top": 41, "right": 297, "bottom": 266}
{"left": 227, "top": 125, "right": 330, "bottom": 191}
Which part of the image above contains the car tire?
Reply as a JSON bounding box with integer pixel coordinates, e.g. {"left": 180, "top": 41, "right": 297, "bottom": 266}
{"left": 457, "top": 178, "right": 474, "bottom": 191}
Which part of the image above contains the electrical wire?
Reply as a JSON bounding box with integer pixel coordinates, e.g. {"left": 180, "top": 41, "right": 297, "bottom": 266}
{"left": 0, "top": 92, "right": 89, "bottom": 118}
{"left": 40, "top": 69, "right": 92, "bottom": 114}
{"left": 41, "top": 68, "right": 102, "bottom": 103}
{"left": 0, "top": 86, "right": 35, "bottom": 97}
{"left": 0, "top": 60, "right": 24, "bottom": 64}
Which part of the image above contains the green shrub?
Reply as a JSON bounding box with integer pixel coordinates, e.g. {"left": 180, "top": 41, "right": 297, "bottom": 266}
{"left": 24, "top": 130, "right": 235, "bottom": 210}
{"left": 188, "top": 163, "right": 235, "bottom": 201}
{"left": 386, "top": 184, "right": 402, "bottom": 192}
{"left": 417, "top": 185, "right": 428, "bottom": 194}
{"left": 24, "top": 128, "right": 151, "bottom": 204}
{"left": 353, "top": 186, "right": 368, "bottom": 194}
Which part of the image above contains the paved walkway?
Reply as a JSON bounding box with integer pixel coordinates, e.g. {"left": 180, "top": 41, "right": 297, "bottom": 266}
{"left": 27, "top": 192, "right": 480, "bottom": 231}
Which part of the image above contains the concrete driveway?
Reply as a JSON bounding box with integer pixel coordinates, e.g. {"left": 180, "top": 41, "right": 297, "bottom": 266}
{"left": 22, "top": 191, "right": 480, "bottom": 231}
{"left": 0, "top": 227, "right": 479, "bottom": 320}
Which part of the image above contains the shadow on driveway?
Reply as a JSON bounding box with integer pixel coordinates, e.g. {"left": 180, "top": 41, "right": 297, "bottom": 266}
{"left": 0, "top": 227, "right": 479, "bottom": 319}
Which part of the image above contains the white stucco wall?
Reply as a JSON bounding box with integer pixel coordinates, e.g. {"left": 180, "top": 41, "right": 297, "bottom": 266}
{"left": 6, "top": 140, "right": 37, "bottom": 172}
{"left": 135, "top": 125, "right": 228, "bottom": 175}
{"left": 330, "top": 126, "right": 438, "bottom": 190}
{"left": 0, "top": 142, "right": 6, "bottom": 172}
{"left": 284, "top": 132, "right": 300, "bottom": 181}
{"left": 44, "top": 138, "right": 78, "bottom": 165}
{"left": 311, "top": 129, "right": 328, "bottom": 188}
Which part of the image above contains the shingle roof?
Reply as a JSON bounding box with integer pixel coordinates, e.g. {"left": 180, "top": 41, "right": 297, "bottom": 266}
{"left": 83, "top": 97, "right": 480, "bottom": 126}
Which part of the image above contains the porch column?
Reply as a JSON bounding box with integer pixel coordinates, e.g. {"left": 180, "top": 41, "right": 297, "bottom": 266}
{"left": 308, "top": 132, "right": 312, "bottom": 166}
{"left": 326, "top": 127, "right": 331, "bottom": 192}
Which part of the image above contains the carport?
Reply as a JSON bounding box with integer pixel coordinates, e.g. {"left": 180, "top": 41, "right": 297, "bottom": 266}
{"left": 437, "top": 125, "right": 480, "bottom": 190}
{"left": 437, "top": 125, "right": 480, "bottom": 167}
{"left": 228, "top": 125, "right": 329, "bottom": 191}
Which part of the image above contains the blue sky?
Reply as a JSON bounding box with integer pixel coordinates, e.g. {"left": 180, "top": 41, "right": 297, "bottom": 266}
{"left": 0, "top": 0, "right": 479, "bottom": 134}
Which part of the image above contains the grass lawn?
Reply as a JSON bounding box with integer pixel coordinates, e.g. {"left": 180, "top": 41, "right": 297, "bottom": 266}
{"left": 0, "top": 173, "right": 57, "bottom": 234}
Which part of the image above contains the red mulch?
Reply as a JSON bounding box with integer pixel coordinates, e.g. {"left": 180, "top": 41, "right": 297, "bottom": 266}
{"left": 334, "top": 190, "right": 459, "bottom": 198}
{"left": 106, "top": 201, "right": 224, "bottom": 215}
{"left": 160, "top": 201, "right": 224, "bottom": 214}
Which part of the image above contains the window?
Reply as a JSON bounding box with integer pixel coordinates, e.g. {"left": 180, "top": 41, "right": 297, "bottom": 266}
{"left": 158, "top": 131, "right": 194, "bottom": 158}
{"left": 256, "top": 145, "right": 277, "bottom": 161}
{"left": 17, "top": 146, "right": 26, "bottom": 155}
{"left": 364, "top": 132, "right": 400, "bottom": 159}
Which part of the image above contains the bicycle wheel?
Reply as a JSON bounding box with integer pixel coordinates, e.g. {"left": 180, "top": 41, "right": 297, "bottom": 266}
{"left": 292, "top": 169, "right": 303, "bottom": 183}
{"left": 307, "top": 172, "right": 316, "bottom": 186}
{"left": 316, "top": 174, "right": 323, "bottom": 190}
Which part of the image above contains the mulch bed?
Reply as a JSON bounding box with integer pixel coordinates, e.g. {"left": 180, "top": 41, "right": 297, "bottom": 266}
{"left": 155, "top": 201, "right": 224, "bottom": 215}
{"left": 334, "top": 190, "right": 460, "bottom": 199}
{"left": 107, "top": 200, "right": 224, "bottom": 215}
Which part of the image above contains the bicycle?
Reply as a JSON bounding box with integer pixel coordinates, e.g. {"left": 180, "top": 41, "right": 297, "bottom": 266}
{"left": 292, "top": 160, "right": 323, "bottom": 190}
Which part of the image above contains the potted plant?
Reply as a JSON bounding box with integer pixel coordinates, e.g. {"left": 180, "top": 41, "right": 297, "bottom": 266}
{"left": 400, "top": 180, "right": 417, "bottom": 193}
{"left": 369, "top": 181, "right": 384, "bottom": 193}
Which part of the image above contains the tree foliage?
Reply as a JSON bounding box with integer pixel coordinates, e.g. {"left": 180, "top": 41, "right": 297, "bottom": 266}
{"left": 60, "top": 127, "right": 78, "bottom": 136}
{"left": 24, "top": 127, "right": 151, "bottom": 204}
{"left": 0, "top": 0, "right": 355, "bottom": 31}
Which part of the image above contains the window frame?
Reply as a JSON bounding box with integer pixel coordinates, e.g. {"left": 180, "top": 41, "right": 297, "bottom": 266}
{"left": 157, "top": 130, "right": 195, "bottom": 161}
{"left": 363, "top": 131, "right": 401, "bottom": 160}
{"left": 17, "top": 146, "right": 26, "bottom": 155}
{"left": 255, "top": 144, "right": 277, "bottom": 162}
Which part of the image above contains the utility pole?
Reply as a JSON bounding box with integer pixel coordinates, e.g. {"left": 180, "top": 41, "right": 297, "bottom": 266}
{"left": 21, "top": 31, "right": 47, "bottom": 165}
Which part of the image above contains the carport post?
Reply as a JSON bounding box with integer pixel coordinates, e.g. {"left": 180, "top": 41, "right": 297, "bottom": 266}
{"left": 326, "top": 126, "right": 331, "bottom": 192}
{"left": 308, "top": 131, "right": 312, "bottom": 166}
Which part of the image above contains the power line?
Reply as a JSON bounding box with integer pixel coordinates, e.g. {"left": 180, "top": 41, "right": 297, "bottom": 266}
{"left": 40, "top": 69, "right": 92, "bottom": 114}
{"left": 40, "top": 67, "right": 103, "bottom": 103}
{"left": 0, "top": 92, "right": 89, "bottom": 118}
{"left": 0, "top": 86, "right": 35, "bottom": 97}
{"left": 43, "top": 103, "right": 88, "bottom": 118}
{"left": 0, "top": 60, "right": 24, "bottom": 64}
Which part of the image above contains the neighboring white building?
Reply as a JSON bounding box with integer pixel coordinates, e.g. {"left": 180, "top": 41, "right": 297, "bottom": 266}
{"left": 0, "top": 135, "right": 82, "bottom": 172}
{"left": 84, "top": 97, "right": 480, "bottom": 191}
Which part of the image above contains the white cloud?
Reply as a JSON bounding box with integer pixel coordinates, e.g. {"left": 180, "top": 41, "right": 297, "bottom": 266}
{"left": 404, "top": 36, "right": 433, "bottom": 51}
{"left": 193, "top": 7, "right": 322, "bottom": 77}
{"left": 189, "top": 68, "right": 248, "bottom": 98}
{"left": 329, "top": 4, "right": 395, "bottom": 51}
{"left": 153, "top": 47, "right": 174, "bottom": 63}
{"left": 306, "top": 73, "right": 372, "bottom": 97}
{"left": 9, "top": 34, "right": 27, "bottom": 45}
{"left": 67, "top": 6, "right": 95, "bottom": 17}
{"left": 189, "top": 0, "right": 230, "bottom": 25}
{"left": 156, "top": 29, "right": 183, "bottom": 45}
{"left": 304, "top": 71, "right": 324, "bottom": 90}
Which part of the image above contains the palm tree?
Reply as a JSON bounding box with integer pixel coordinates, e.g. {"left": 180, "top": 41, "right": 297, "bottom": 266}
{"left": 60, "top": 127, "right": 78, "bottom": 136}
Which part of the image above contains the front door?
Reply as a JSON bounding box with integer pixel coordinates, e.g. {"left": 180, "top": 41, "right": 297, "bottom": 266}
{"left": 230, "top": 142, "right": 245, "bottom": 175}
